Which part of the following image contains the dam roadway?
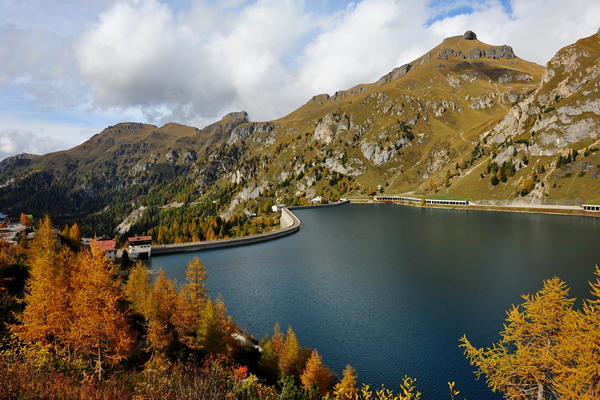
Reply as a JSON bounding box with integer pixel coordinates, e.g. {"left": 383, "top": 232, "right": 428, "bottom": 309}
{"left": 151, "top": 200, "right": 349, "bottom": 255}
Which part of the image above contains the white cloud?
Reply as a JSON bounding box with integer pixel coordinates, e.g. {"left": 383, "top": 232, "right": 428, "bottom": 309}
{"left": 76, "top": 0, "right": 316, "bottom": 122}
{"left": 293, "top": 0, "right": 438, "bottom": 96}
{"left": 428, "top": 0, "right": 600, "bottom": 66}
{"left": 0, "top": 129, "right": 67, "bottom": 161}
{"left": 1, "top": 0, "right": 600, "bottom": 159}
{"left": 0, "top": 116, "right": 113, "bottom": 161}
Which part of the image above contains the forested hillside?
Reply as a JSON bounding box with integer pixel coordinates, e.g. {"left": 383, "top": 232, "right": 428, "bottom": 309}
{"left": 1, "top": 31, "right": 600, "bottom": 238}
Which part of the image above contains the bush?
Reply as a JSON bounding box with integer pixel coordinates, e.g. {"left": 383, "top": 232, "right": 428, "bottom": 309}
{"left": 491, "top": 176, "right": 499, "bottom": 186}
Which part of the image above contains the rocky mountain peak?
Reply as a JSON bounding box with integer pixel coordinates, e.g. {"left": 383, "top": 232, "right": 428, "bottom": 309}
{"left": 224, "top": 111, "right": 249, "bottom": 122}
{"left": 463, "top": 31, "right": 477, "bottom": 40}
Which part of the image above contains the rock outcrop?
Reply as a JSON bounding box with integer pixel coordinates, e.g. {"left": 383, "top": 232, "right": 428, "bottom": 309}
{"left": 313, "top": 113, "right": 350, "bottom": 144}
{"left": 228, "top": 122, "right": 275, "bottom": 144}
{"left": 463, "top": 31, "right": 477, "bottom": 40}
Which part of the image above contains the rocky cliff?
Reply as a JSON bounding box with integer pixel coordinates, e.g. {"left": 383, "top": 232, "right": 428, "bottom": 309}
{"left": 2, "top": 31, "right": 600, "bottom": 235}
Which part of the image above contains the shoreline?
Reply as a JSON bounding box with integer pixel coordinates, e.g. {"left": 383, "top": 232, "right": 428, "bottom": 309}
{"left": 152, "top": 197, "right": 596, "bottom": 257}
{"left": 152, "top": 200, "right": 350, "bottom": 256}
{"left": 355, "top": 198, "right": 600, "bottom": 218}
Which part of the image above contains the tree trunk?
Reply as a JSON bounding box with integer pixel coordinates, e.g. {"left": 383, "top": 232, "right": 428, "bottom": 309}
{"left": 537, "top": 383, "right": 544, "bottom": 400}
{"left": 97, "top": 338, "right": 103, "bottom": 380}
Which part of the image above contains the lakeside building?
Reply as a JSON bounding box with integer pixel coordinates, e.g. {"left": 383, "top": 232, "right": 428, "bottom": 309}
{"left": 0, "top": 223, "right": 27, "bottom": 243}
{"left": 271, "top": 204, "right": 286, "bottom": 212}
{"left": 374, "top": 196, "right": 420, "bottom": 203}
{"left": 425, "top": 199, "right": 469, "bottom": 206}
{"left": 128, "top": 236, "right": 152, "bottom": 258}
{"left": 93, "top": 239, "right": 117, "bottom": 260}
{"left": 582, "top": 204, "right": 600, "bottom": 212}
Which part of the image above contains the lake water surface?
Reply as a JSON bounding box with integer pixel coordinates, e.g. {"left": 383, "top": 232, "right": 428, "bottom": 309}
{"left": 150, "top": 204, "right": 600, "bottom": 399}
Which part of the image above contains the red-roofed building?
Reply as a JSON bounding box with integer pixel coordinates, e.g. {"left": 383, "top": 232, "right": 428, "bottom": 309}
{"left": 128, "top": 235, "right": 152, "bottom": 258}
{"left": 93, "top": 239, "right": 117, "bottom": 260}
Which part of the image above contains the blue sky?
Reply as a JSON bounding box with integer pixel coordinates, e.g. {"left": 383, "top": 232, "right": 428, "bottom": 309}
{"left": 1, "top": 0, "right": 599, "bottom": 159}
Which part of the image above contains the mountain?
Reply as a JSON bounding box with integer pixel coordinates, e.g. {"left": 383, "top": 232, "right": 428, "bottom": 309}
{"left": 444, "top": 29, "right": 600, "bottom": 204}
{"left": 2, "top": 30, "right": 599, "bottom": 236}
{"left": 0, "top": 113, "right": 251, "bottom": 233}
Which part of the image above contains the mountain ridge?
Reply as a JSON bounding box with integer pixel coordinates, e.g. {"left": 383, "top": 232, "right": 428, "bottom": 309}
{"left": 2, "top": 30, "right": 599, "bottom": 236}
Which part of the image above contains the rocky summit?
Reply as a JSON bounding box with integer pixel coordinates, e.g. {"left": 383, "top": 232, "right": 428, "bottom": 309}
{"left": 2, "top": 31, "right": 600, "bottom": 236}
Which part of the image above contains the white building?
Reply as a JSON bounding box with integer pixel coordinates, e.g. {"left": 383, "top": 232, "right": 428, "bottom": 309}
{"left": 128, "top": 236, "right": 152, "bottom": 258}
{"left": 271, "top": 204, "right": 286, "bottom": 213}
{"left": 582, "top": 204, "right": 600, "bottom": 212}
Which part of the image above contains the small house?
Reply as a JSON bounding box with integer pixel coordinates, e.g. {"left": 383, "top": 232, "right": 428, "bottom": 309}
{"left": 128, "top": 236, "right": 152, "bottom": 258}
{"left": 93, "top": 239, "right": 117, "bottom": 260}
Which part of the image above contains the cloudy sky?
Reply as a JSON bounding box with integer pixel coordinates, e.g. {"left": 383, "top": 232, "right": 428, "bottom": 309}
{"left": 1, "top": 0, "right": 599, "bottom": 160}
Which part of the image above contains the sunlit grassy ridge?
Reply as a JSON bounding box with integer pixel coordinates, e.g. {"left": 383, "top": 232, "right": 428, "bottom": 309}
{"left": 2, "top": 32, "right": 600, "bottom": 237}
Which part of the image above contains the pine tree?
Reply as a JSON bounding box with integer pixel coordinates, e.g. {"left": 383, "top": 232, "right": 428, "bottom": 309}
{"left": 147, "top": 269, "right": 177, "bottom": 323}
{"left": 460, "top": 277, "right": 575, "bottom": 400}
{"left": 140, "top": 269, "right": 177, "bottom": 358}
{"left": 145, "top": 318, "right": 172, "bottom": 369}
{"left": 553, "top": 266, "right": 600, "bottom": 399}
{"left": 205, "top": 226, "right": 216, "bottom": 241}
{"left": 15, "top": 216, "right": 72, "bottom": 350}
{"left": 279, "top": 326, "right": 302, "bottom": 378}
{"left": 172, "top": 258, "right": 208, "bottom": 347}
{"left": 123, "top": 262, "right": 151, "bottom": 315}
{"left": 61, "top": 224, "right": 70, "bottom": 241}
{"left": 334, "top": 365, "right": 358, "bottom": 399}
{"left": 20, "top": 213, "right": 32, "bottom": 227}
{"left": 196, "top": 298, "right": 227, "bottom": 354}
{"left": 259, "top": 338, "right": 279, "bottom": 382}
{"left": 300, "top": 350, "right": 335, "bottom": 395}
{"left": 182, "top": 257, "right": 207, "bottom": 311}
{"left": 272, "top": 322, "right": 285, "bottom": 357}
{"left": 69, "top": 244, "right": 133, "bottom": 379}
{"left": 69, "top": 223, "right": 82, "bottom": 250}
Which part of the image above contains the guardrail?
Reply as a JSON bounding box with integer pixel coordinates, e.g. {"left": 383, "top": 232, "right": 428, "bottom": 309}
{"left": 152, "top": 208, "right": 301, "bottom": 255}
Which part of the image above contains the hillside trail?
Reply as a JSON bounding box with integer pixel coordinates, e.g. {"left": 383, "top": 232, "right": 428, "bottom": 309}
{"left": 451, "top": 155, "right": 490, "bottom": 186}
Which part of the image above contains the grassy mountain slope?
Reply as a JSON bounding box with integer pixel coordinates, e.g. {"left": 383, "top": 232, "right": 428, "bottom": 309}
{"left": 442, "top": 29, "right": 600, "bottom": 204}
{"left": 3, "top": 31, "right": 600, "bottom": 237}
{"left": 217, "top": 32, "right": 543, "bottom": 206}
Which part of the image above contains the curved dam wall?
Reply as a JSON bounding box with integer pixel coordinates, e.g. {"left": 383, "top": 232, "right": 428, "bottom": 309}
{"left": 152, "top": 208, "right": 301, "bottom": 255}
{"left": 287, "top": 199, "right": 350, "bottom": 211}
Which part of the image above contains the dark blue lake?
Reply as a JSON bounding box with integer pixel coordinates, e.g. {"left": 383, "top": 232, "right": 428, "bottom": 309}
{"left": 150, "top": 204, "right": 600, "bottom": 399}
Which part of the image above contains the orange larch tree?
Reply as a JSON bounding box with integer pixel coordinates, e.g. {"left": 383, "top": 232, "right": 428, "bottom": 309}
{"left": 461, "top": 277, "right": 576, "bottom": 400}
{"left": 69, "top": 223, "right": 81, "bottom": 250}
{"left": 278, "top": 326, "right": 303, "bottom": 379}
{"left": 19, "top": 213, "right": 32, "bottom": 227}
{"left": 553, "top": 267, "right": 600, "bottom": 399}
{"left": 69, "top": 243, "right": 133, "bottom": 379}
{"left": 300, "top": 350, "right": 335, "bottom": 395}
{"left": 333, "top": 364, "right": 358, "bottom": 399}
{"left": 14, "top": 216, "right": 72, "bottom": 351}
{"left": 144, "top": 269, "right": 178, "bottom": 362}
{"left": 172, "top": 258, "right": 208, "bottom": 348}
{"left": 123, "top": 261, "right": 151, "bottom": 315}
